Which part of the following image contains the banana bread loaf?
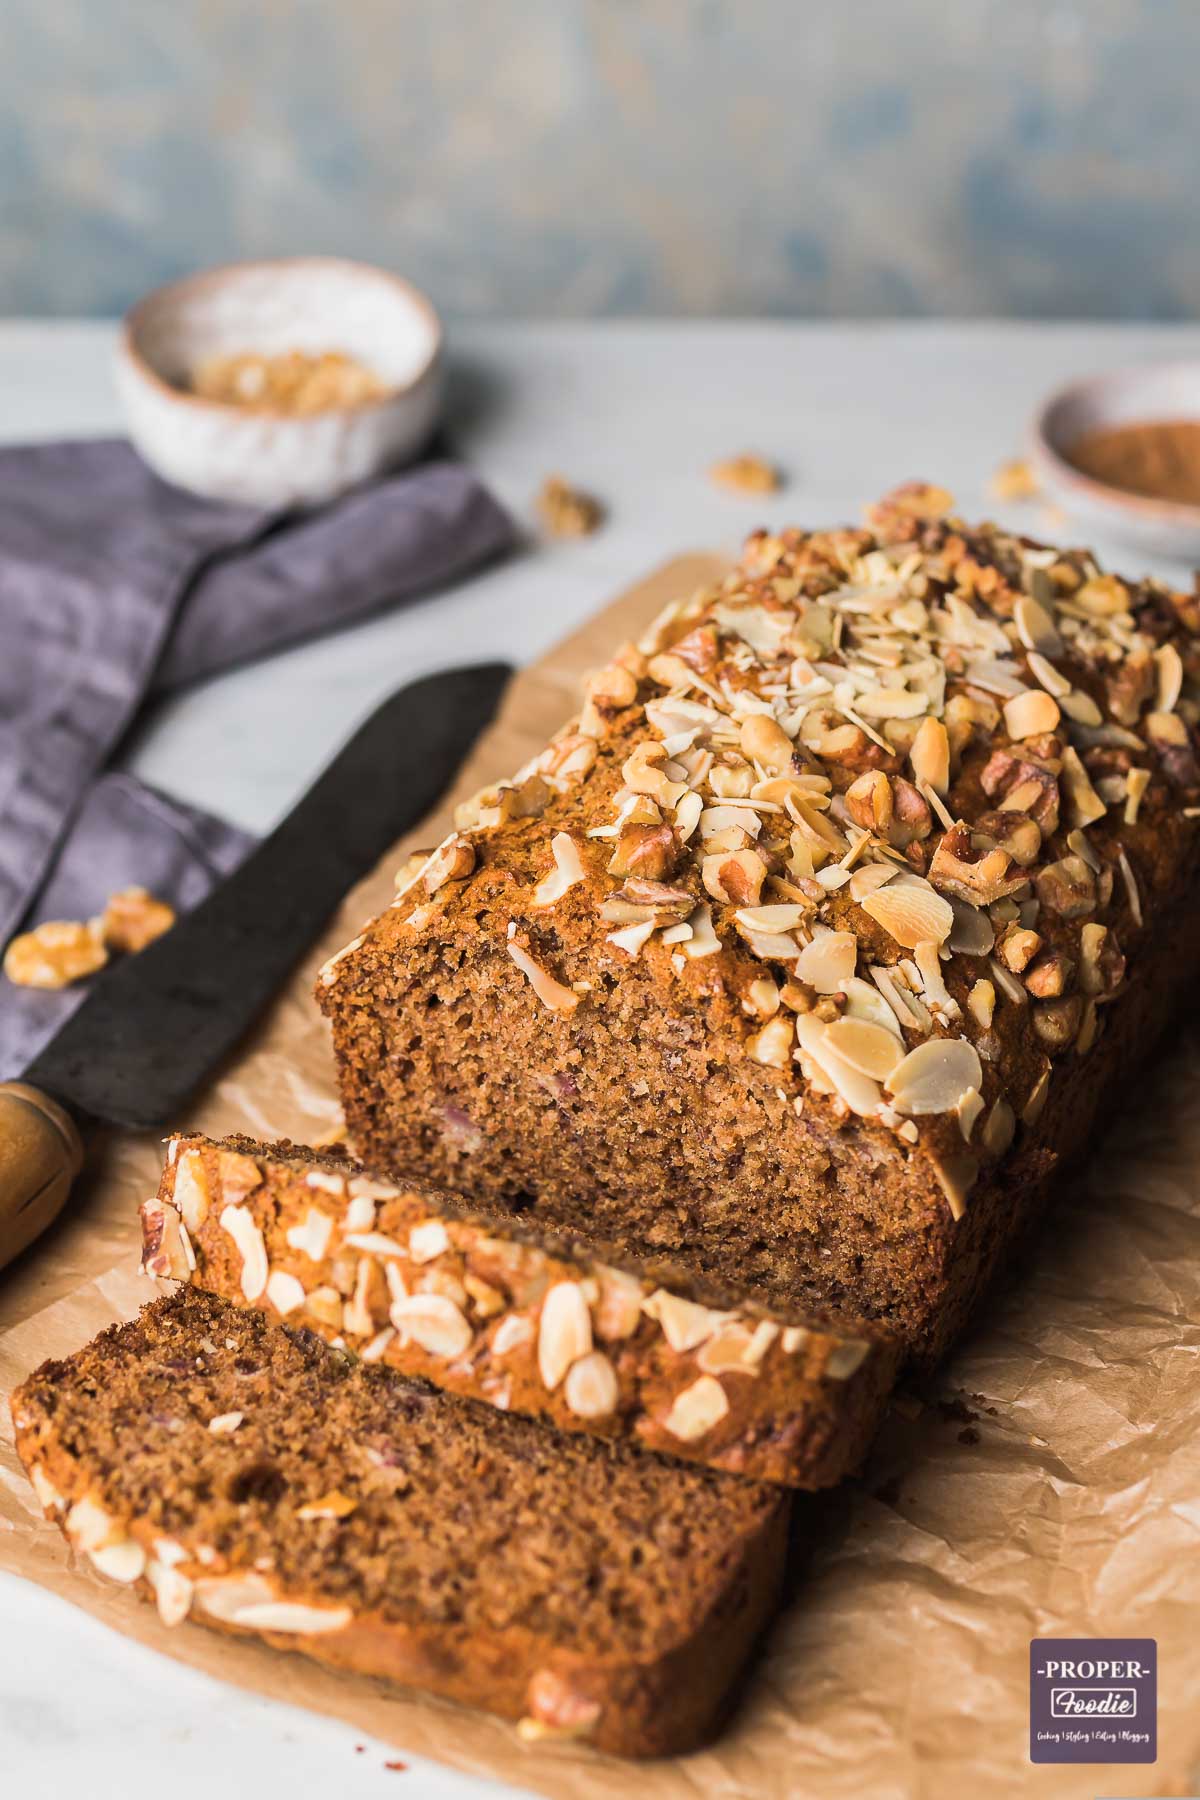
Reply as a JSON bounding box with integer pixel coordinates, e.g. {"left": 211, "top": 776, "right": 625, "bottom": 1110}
{"left": 11, "top": 1291, "right": 788, "bottom": 1758}
{"left": 318, "top": 485, "right": 1200, "bottom": 1363}
{"left": 142, "top": 1131, "right": 900, "bottom": 1487}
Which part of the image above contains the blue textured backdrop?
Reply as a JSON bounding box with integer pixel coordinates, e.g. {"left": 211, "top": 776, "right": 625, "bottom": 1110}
{"left": 5, "top": 0, "right": 1196, "bottom": 318}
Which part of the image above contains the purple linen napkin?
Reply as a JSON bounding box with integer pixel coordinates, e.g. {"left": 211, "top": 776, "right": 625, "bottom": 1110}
{"left": 0, "top": 437, "right": 515, "bottom": 1074}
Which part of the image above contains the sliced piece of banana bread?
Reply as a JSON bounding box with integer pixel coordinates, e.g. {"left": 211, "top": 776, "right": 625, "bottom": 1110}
{"left": 143, "top": 1132, "right": 900, "bottom": 1488}
{"left": 11, "top": 1291, "right": 788, "bottom": 1759}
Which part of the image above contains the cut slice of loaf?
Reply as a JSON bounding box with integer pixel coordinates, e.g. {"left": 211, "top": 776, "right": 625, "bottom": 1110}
{"left": 143, "top": 1132, "right": 901, "bottom": 1488}
{"left": 11, "top": 1291, "right": 787, "bottom": 1759}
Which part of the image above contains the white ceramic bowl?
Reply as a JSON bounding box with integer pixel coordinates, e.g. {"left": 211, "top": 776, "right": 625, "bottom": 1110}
{"left": 115, "top": 257, "right": 443, "bottom": 508}
{"left": 1032, "top": 361, "right": 1200, "bottom": 560}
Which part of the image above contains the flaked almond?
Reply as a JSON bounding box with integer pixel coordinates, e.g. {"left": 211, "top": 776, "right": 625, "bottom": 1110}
{"left": 982, "top": 1097, "right": 1016, "bottom": 1157}
{"left": 285, "top": 1208, "right": 333, "bottom": 1261}
{"left": 594, "top": 1266, "right": 644, "bottom": 1340}
{"left": 823, "top": 1016, "right": 904, "bottom": 1081}
{"left": 389, "top": 1293, "right": 473, "bottom": 1359}
{"left": 886, "top": 1037, "right": 983, "bottom": 1115}
{"left": 90, "top": 1538, "right": 147, "bottom": 1584}
{"left": 147, "top": 1560, "right": 193, "bottom": 1627}
{"left": 909, "top": 716, "right": 950, "bottom": 795}
{"left": 1060, "top": 745, "right": 1107, "bottom": 828}
{"left": 1155, "top": 642, "right": 1184, "bottom": 713}
{"left": 538, "top": 1281, "right": 593, "bottom": 1389}
{"left": 563, "top": 1351, "right": 619, "bottom": 1419}
{"left": 491, "top": 1313, "right": 535, "bottom": 1357}
{"left": 967, "top": 978, "right": 996, "bottom": 1029}
{"left": 1014, "top": 591, "right": 1061, "bottom": 654}
{"left": 531, "top": 832, "right": 587, "bottom": 907}
{"left": 662, "top": 1375, "right": 729, "bottom": 1442}
{"left": 296, "top": 1490, "right": 358, "bottom": 1520}
{"left": 746, "top": 1014, "right": 795, "bottom": 1068}
{"left": 825, "top": 1340, "right": 870, "bottom": 1380}
{"left": 421, "top": 833, "right": 475, "bottom": 896}
{"left": 697, "top": 1324, "right": 759, "bottom": 1374}
{"left": 215, "top": 1151, "right": 263, "bottom": 1204}
{"left": 1003, "top": 688, "right": 1061, "bottom": 740}
{"left": 208, "top": 1410, "right": 243, "bottom": 1434}
{"left": 1026, "top": 650, "right": 1071, "bottom": 698}
{"left": 643, "top": 1288, "right": 725, "bottom": 1353}
{"left": 264, "top": 1270, "right": 306, "bottom": 1316}
{"left": 795, "top": 1014, "right": 884, "bottom": 1117}
{"left": 506, "top": 939, "right": 580, "bottom": 1012}
{"left": 860, "top": 878, "right": 954, "bottom": 948}
{"left": 793, "top": 927, "right": 857, "bottom": 993}
{"left": 848, "top": 862, "right": 901, "bottom": 903}
{"left": 220, "top": 1205, "right": 268, "bottom": 1302}
{"left": 408, "top": 1220, "right": 451, "bottom": 1264}
{"left": 173, "top": 1150, "right": 210, "bottom": 1233}
{"left": 742, "top": 1320, "right": 781, "bottom": 1366}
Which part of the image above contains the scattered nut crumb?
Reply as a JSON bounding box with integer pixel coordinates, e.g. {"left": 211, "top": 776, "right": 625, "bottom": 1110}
{"left": 190, "top": 350, "right": 388, "bottom": 413}
{"left": 383, "top": 1760, "right": 407, "bottom": 1772}
{"left": 3, "top": 920, "right": 108, "bottom": 989}
{"left": 710, "top": 454, "right": 780, "bottom": 495}
{"left": 100, "top": 886, "right": 176, "bottom": 954}
{"left": 536, "top": 475, "right": 603, "bottom": 538}
{"left": 988, "top": 456, "right": 1039, "bottom": 502}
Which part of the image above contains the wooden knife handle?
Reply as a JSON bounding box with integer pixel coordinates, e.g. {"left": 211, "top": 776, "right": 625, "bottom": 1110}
{"left": 0, "top": 1081, "right": 84, "bottom": 1273}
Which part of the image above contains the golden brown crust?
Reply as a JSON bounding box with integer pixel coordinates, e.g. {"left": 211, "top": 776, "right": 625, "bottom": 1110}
{"left": 144, "top": 1132, "right": 899, "bottom": 1487}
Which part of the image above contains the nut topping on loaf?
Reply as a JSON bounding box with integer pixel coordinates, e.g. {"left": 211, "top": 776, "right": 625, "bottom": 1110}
{"left": 325, "top": 485, "right": 1199, "bottom": 1208}
{"left": 318, "top": 490, "right": 1200, "bottom": 1360}
{"left": 144, "top": 1134, "right": 900, "bottom": 1487}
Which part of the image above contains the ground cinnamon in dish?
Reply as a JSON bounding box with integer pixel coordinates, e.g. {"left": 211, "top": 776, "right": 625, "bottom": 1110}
{"left": 1067, "top": 419, "right": 1200, "bottom": 506}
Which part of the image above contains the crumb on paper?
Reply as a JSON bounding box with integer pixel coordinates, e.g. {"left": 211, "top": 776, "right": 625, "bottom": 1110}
{"left": 988, "top": 456, "right": 1039, "bottom": 502}
{"left": 189, "top": 350, "right": 388, "bottom": 413}
{"left": 710, "top": 454, "right": 780, "bottom": 495}
{"left": 3, "top": 920, "right": 108, "bottom": 989}
{"left": 535, "top": 475, "right": 603, "bottom": 538}
{"left": 100, "top": 886, "right": 176, "bottom": 954}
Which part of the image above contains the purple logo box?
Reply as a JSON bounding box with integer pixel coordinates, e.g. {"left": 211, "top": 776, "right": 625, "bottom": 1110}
{"left": 1030, "top": 1639, "right": 1156, "bottom": 1763}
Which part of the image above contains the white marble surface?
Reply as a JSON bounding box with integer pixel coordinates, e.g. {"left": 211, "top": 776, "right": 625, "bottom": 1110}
{"left": 3, "top": 317, "right": 1200, "bottom": 1797}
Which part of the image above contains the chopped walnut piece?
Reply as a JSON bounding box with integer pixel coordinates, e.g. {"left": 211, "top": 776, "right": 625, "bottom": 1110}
{"left": 1032, "top": 994, "right": 1084, "bottom": 1053}
{"left": 710, "top": 454, "right": 780, "bottom": 494}
{"left": 536, "top": 475, "right": 602, "bottom": 538}
{"left": 989, "top": 457, "right": 1039, "bottom": 502}
{"left": 4, "top": 919, "right": 107, "bottom": 989}
{"left": 607, "top": 821, "right": 681, "bottom": 881}
{"left": 100, "top": 887, "right": 176, "bottom": 953}
{"left": 1034, "top": 854, "right": 1096, "bottom": 920}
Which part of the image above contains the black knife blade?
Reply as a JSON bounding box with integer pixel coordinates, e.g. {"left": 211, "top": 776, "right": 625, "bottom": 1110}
{"left": 23, "top": 661, "right": 510, "bottom": 1131}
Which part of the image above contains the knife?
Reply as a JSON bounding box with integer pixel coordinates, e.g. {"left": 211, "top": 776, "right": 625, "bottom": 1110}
{"left": 0, "top": 661, "right": 510, "bottom": 1273}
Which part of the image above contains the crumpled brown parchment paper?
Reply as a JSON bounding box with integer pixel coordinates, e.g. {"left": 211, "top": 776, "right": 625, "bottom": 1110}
{"left": 2, "top": 554, "right": 1198, "bottom": 1800}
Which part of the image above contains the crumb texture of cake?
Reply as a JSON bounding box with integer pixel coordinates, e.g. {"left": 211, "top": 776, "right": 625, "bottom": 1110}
{"left": 143, "top": 1133, "right": 901, "bottom": 1488}
{"left": 11, "top": 1292, "right": 788, "bottom": 1759}
{"left": 318, "top": 485, "right": 1200, "bottom": 1362}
